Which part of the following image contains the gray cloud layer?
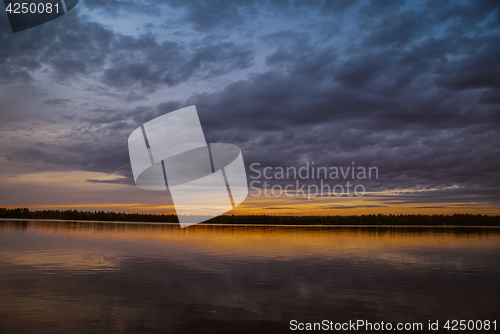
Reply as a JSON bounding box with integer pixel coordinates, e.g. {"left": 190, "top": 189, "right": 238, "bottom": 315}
{"left": 1, "top": 0, "right": 499, "bottom": 208}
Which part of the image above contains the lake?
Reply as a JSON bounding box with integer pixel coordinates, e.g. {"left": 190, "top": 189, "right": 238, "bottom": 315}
{"left": 0, "top": 220, "right": 499, "bottom": 333}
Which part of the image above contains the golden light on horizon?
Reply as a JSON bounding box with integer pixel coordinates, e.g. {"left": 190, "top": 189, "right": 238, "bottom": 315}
{"left": 1, "top": 168, "right": 498, "bottom": 216}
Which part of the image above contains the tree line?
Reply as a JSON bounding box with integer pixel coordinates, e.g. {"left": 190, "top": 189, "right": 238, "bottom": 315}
{"left": 1, "top": 207, "right": 499, "bottom": 226}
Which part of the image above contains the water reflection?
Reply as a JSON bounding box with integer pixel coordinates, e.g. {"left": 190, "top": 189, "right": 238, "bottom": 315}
{"left": 0, "top": 221, "right": 499, "bottom": 334}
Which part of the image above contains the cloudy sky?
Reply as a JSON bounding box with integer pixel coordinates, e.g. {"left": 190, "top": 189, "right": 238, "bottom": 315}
{"left": 0, "top": 0, "right": 499, "bottom": 215}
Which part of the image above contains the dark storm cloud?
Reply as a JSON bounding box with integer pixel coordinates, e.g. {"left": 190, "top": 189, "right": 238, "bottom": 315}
{"left": 159, "top": 0, "right": 259, "bottom": 31}
{"left": 479, "top": 88, "right": 500, "bottom": 104}
{"left": 85, "top": 0, "right": 272, "bottom": 31}
{"left": 180, "top": 1, "right": 500, "bottom": 205}
{"left": 435, "top": 37, "right": 500, "bottom": 90}
{"left": 124, "top": 92, "right": 147, "bottom": 102}
{"left": 0, "top": 9, "right": 254, "bottom": 92}
{"left": 0, "top": 67, "right": 33, "bottom": 85}
{"left": 102, "top": 38, "right": 254, "bottom": 90}
{"left": 3, "top": 0, "right": 500, "bottom": 208}
{"left": 84, "top": 0, "right": 360, "bottom": 32}
{"left": 163, "top": 0, "right": 367, "bottom": 31}
{"left": 84, "top": 0, "right": 162, "bottom": 17}
{"left": 0, "top": 11, "right": 112, "bottom": 84}
{"left": 6, "top": 103, "right": 180, "bottom": 180}
{"left": 8, "top": 119, "right": 138, "bottom": 178}
{"left": 362, "top": 10, "right": 432, "bottom": 47}
{"left": 368, "top": 186, "right": 500, "bottom": 207}
{"left": 42, "top": 98, "right": 71, "bottom": 107}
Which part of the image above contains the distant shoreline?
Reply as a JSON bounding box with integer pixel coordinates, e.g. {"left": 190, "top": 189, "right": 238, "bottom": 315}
{"left": 2, "top": 218, "right": 500, "bottom": 228}
{"left": 2, "top": 208, "right": 499, "bottom": 227}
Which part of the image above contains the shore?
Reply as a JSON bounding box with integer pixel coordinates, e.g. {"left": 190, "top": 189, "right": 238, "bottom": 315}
{"left": 2, "top": 218, "right": 500, "bottom": 228}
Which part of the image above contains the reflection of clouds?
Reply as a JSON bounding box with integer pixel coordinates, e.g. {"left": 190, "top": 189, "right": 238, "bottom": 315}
{"left": 363, "top": 249, "right": 469, "bottom": 271}
{"left": 1, "top": 221, "right": 500, "bottom": 333}
{"left": 2, "top": 221, "right": 500, "bottom": 275}
{"left": 5, "top": 221, "right": 500, "bottom": 259}
{"left": 0, "top": 251, "right": 119, "bottom": 272}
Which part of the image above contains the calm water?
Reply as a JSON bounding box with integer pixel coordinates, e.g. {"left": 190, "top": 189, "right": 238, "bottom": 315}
{"left": 0, "top": 221, "right": 499, "bottom": 334}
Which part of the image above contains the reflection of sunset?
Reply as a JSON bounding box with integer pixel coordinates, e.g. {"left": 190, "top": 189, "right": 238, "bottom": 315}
{"left": 1, "top": 221, "right": 499, "bottom": 333}
{"left": 1, "top": 251, "right": 118, "bottom": 271}
{"left": 3, "top": 221, "right": 499, "bottom": 260}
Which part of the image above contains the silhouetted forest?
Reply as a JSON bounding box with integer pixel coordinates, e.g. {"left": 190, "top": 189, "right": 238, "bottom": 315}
{"left": 1, "top": 207, "right": 499, "bottom": 226}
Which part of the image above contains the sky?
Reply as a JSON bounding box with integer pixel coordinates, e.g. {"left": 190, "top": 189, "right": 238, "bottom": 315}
{"left": 0, "top": 0, "right": 499, "bottom": 216}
